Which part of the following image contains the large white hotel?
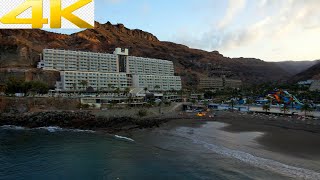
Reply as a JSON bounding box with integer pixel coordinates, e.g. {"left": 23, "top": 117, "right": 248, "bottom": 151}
{"left": 38, "top": 48, "right": 182, "bottom": 92}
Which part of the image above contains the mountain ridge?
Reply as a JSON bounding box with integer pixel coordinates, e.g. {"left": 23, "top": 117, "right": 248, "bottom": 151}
{"left": 0, "top": 21, "right": 290, "bottom": 88}
{"left": 292, "top": 62, "right": 320, "bottom": 82}
{"left": 273, "top": 60, "right": 319, "bottom": 76}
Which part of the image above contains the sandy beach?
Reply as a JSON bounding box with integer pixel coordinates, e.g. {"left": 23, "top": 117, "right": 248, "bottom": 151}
{"left": 160, "top": 111, "right": 320, "bottom": 158}
{"left": 125, "top": 110, "right": 320, "bottom": 176}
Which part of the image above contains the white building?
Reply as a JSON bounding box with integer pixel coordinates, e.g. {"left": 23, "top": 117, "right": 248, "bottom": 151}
{"left": 128, "top": 56, "right": 174, "bottom": 76}
{"left": 56, "top": 71, "right": 130, "bottom": 91}
{"left": 298, "top": 80, "right": 315, "bottom": 86}
{"left": 38, "top": 49, "right": 118, "bottom": 73}
{"left": 38, "top": 48, "right": 182, "bottom": 91}
{"left": 132, "top": 75, "right": 181, "bottom": 91}
{"left": 310, "top": 80, "right": 320, "bottom": 91}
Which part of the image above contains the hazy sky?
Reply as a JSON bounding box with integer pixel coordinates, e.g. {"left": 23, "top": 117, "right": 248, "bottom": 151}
{"left": 50, "top": 0, "right": 320, "bottom": 61}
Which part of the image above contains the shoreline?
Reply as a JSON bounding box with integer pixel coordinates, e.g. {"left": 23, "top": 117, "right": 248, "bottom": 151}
{"left": 2, "top": 110, "right": 320, "bottom": 160}
{"left": 212, "top": 111, "right": 320, "bottom": 159}
{"left": 0, "top": 110, "right": 181, "bottom": 134}
{"left": 2, "top": 110, "right": 320, "bottom": 134}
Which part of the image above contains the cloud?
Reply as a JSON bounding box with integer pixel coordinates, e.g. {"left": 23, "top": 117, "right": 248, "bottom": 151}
{"left": 173, "top": 0, "right": 320, "bottom": 60}
{"left": 218, "top": 0, "right": 246, "bottom": 29}
{"left": 174, "top": 16, "right": 269, "bottom": 51}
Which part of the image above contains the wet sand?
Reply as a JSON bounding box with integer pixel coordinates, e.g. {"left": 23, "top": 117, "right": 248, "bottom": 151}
{"left": 128, "top": 111, "right": 320, "bottom": 179}
{"left": 126, "top": 111, "right": 320, "bottom": 173}
{"left": 213, "top": 111, "right": 320, "bottom": 159}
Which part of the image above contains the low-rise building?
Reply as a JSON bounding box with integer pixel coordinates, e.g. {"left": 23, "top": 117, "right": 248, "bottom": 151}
{"left": 132, "top": 75, "right": 181, "bottom": 91}
{"left": 198, "top": 78, "right": 224, "bottom": 90}
{"left": 198, "top": 77, "right": 242, "bottom": 90}
{"left": 310, "top": 80, "right": 320, "bottom": 91}
{"left": 298, "top": 80, "right": 315, "bottom": 86}
{"left": 224, "top": 79, "right": 242, "bottom": 89}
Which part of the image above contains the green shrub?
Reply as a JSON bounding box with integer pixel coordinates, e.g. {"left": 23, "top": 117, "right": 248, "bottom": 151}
{"left": 76, "top": 103, "right": 90, "bottom": 109}
{"left": 83, "top": 104, "right": 90, "bottom": 109}
{"left": 137, "top": 109, "right": 148, "bottom": 117}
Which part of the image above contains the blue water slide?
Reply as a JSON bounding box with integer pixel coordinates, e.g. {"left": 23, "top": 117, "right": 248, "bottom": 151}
{"left": 283, "top": 91, "right": 304, "bottom": 105}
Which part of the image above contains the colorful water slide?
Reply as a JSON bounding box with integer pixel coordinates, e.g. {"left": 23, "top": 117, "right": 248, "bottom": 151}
{"left": 283, "top": 91, "right": 304, "bottom": 106}
{"left": 274, "top": 95, "right": 281, "bottom": 102}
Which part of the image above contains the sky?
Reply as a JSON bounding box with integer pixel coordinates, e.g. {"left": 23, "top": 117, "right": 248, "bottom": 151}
{"left": 50, "top": 0, "right": 320, "bottom": 62}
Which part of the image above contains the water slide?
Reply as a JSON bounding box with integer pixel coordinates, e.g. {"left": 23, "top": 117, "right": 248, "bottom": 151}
{"left": 283, "top": 91, "right": 304, "bottom": 106}
{"left": 274, "top": 95, "right": 281, "bottom": 102}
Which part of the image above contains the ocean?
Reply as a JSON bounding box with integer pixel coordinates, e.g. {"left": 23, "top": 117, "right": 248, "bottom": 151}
{"left": 0, "top": 121, "right": 319, "bottom": 180}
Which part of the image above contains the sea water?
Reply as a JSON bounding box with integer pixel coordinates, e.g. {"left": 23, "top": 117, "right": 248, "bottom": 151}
{"left": 0, "top": 123, "right": 319, "bottom": 180}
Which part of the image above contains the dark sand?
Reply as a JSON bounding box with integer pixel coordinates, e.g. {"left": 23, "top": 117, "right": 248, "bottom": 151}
{"left": 127, "top": 111, "right": 320, "bottom": 177}
{"left": 137, "top": 111, "right": 320, "bottom": 161}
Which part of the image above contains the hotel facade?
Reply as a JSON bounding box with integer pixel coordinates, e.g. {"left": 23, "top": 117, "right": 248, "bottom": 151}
{"left": 38, "top": 48, "right": 182, "bottom": 91}
{"left": 198, "top": 77, "right": 242, "bottom": 90}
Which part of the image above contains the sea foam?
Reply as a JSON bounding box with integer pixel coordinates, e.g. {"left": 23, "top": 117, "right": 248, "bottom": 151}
{"left": 0, "top": 125, "right": 95, "bottom": 133}
{"left": 36, "top": 126, "right": 95, "bottom": 133}
{"left": 114, "top": 135, "right": 135, "bottom": 142}
{"left": 0, "top": 125, "right": 27, "bottom": 130}
{"left": 172, "top": 128, "right": 320, "bottom": 180}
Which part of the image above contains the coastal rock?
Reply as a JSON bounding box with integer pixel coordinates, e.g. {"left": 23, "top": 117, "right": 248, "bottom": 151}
{"left": 0, "top": 111, "right": 169, "bottom": 132}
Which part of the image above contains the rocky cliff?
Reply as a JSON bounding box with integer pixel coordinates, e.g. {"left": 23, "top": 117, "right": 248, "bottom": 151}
{"left": 0, "top": 21, "right": 289, "bottom": 88}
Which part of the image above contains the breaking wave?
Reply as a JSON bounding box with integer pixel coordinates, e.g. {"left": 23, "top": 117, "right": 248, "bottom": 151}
{"left": 0, "top": 125, "right": 27, "bottom": 130}
{"left": 114, "top": 135, "right": 135, "bottom": 142}
{"left": 172, "top": 129, "right": 320, "bottom": 180}
{"left": 0, "top": 125, "right": 95, "bottom": 133}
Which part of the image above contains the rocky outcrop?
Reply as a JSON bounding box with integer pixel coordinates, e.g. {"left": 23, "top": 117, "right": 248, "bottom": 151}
{"left": 0, "top": 111, "right": 170, "bottom": 133}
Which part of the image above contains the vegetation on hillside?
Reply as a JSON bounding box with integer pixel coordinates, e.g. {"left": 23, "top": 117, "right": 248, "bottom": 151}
{"left": 4, "top": 77, "right": 49, "bottom": 95}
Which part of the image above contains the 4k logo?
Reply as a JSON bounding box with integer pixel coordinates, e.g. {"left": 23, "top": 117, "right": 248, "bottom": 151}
{"left": 0, "top": 0, "right": 94, "bottom": 29}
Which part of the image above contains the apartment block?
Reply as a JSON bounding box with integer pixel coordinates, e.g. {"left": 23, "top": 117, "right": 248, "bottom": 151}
{"left": 132, "top": 75, "right": 182, "bottom": 91}
{"left": 56, "top": 71, "right": 130, "bottom": 91}
{"left": 38, "top": 48, "right": 181, "bottom": 92}
{"left": 224, "top": 79, "right": 242, "bottom": 89}
{"left": 38, "top": 49, "right": 118, "bottom": 73}
{"left": 198, "top": 78, "right": 224, "bottom": 90}
{"left": 128, "top": 56, "right": 174, "bottom": 76}
{"left": 198, "top": 77, "right": 242, "bottom": 90}
{"left": 310, "top": 80, "right": 320, "bottom": 91}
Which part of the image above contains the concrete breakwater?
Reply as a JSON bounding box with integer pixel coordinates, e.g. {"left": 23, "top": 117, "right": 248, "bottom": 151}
{"left": 0, "top": 111, "right": 170, "bottom": 133}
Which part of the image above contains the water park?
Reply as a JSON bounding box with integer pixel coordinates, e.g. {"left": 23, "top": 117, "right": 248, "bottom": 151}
{"left": 184, "top": 89, "right": 320, "bottom": 118}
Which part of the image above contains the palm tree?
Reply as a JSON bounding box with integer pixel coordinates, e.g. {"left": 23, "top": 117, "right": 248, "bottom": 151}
{"left": 124, "top": 87, "right": 130, "bottom": 96}
{"left": 246, "top": 98, "right": 253, "bottom": 111}
{"left": 107, "top": 84, "right": 113, "bottom": 93}
{"left": 229, "top": 98, "right": 235, "bottom": 111}
{"left": 281, "top": 105, "right": 289, "bottom": 115}
{"left": 114, "top": 87, "right": 121, "bottom": 97}
{"left": 154, "top": 85, "right": 160, "bottom": 92}
{"left": 262, "top": 103, "right": 270, "bottom": 113}
{"left": 144, "top": 87, "right": 148, "bottom": 102}
{"left": 128, "top": 93, "right": 133, "bottom": 107}
{"left": 79, "top": 80, "right": 88, "bottom": 91}
{"left": 301, "top": 103, "right": 313, "bottom": 117}
{"left": 72, "top": 83, "right": 77, "bottom": 95}
{"left": 191, "top": 99, "right": 196, "bottom": 105}
{"left": 179, "top": 89, "right": 185, "bottom": 102}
